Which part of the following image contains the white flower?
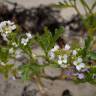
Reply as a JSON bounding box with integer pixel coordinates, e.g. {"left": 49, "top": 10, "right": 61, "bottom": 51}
{"left": 80, "top": 63, "right": 85, "bottom": 68}
{"left": 9, "top": 48, "right": 14, "bottom": 54}
{"left": 26, "top": 32, "right": 33, "bottom": 39}
{"left": 10, "top": 25, "right": 16, "bottom": 30}
{"left": 58, "top": 58, "right": 67, "bottom": 68}
{"left": 12, "top": 42, "right": 18, "bottom": 47}
{"left": 48, "top": 51, "right": 55, "bottom": 60}
{"left": 72, "top": 50, "right": 77, "bottom": 55}
{"left": 7, "top": 20, "right": 14, "bottom": 25}
{"left": 64, "top": 44, "right": 70, "bottom": 50}
{"left": 77, "top": 57, "right": 83, "bottom": 63}
{"left": 58, "top": 59, "right": 62, "bottom": 65}
{"left": 63, "top": 54, "right": 68, "bottom": 59}
{"left": 62, "top": 59, "right": 67, "bottom": 63}
{"left": 58, "top": 55, "right": 68, "bottom": 68}
{"left": 53, "top": 44, "right": 59, "bottom": 51}
{"left": 0, "top": 21, "right": 6, "bottom": 28}
{"left": 76, "top": 63, "right": 85, "bottom": 71}
{"left": 0, "top": 21, "right": 16, "bottom": 41}
{"left": 58, "top": 55, "right": 62, "bottom": 59}
{"left": 62, "top": 54, "right": 68, "bottom": 63}
{"left": 50, "top": 48, "right": 54, "bottom": 52}
{"left": 0, "top": 21, "right": 16, "bottom": 31}
{"left": 7, "top": 21, "right": 16, "bottom": 30}
{"left": 21, "top": 38, "right": 29, "bottom": 46}
{"left": 73, "top": 60, "right": 78, "bottom": 65}
{"left": 49, "top": 44, "right": 59, "bottom": 52}
{"left": 5, "top": 27, "right": 12, "bottom": 34}
{"left": 73, "top": 57, "right": 83, "bottom": 65}
{"left": 58, "top": 55, "right": 63, "bottom": 65}
{"left": 48, "top": 44, "right": 59, "bottom": 60}
{"left": 1, "top": 33, "right": 8, "bottom": 41}
{"left": 73, "top": 57, "right": 85, "bottom": 71}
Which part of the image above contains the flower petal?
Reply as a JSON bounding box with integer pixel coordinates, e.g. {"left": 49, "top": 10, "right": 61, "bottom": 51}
{"left": 64, "top": 44, "right": 70, "bottom": 50}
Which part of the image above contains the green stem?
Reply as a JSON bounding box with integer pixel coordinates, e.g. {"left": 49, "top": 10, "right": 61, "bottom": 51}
{"left": 34, "top": 75, "right": 48, "bottom": 96}
{"left": 73, "top": 1, "right": 82, "bottom": 16}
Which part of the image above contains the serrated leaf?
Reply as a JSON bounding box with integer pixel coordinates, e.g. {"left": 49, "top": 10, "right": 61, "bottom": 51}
{"left": 53, "top": 26, "right": 64, "bottom": 42}
{"left": 36, "top": 27, "right": 64, "bottom": 55}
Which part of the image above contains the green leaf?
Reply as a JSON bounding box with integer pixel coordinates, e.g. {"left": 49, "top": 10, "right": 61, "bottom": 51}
{"left": 83, "top": 14, "right": 96, "bottom": 35}
{"left": 36, "top": 27, "right": 64, "bottom": 55}
{"left": 20, "top": 63, "right": 45, "bottom": 80}
{"left": 84, "top": 36, "right": 92, "bottom": 50}
{"left": 30, "top": 64, "right": 43, "bottom": 75}
{"left": 91, "top": 1, "right": 96, "bottom": 11}
{"left": 84, "top": 67, "right": 96, "bottom": 84}
{"left": 87, "top": 51, "right": 96, "bottom": 60}
{"left": 0, "top": 47, "right": 9, "bottom": 62}
{"left": 53, "top": 26, "right": 64, "bottom": 42}
{"left": 20, "top": 64, "right": 31, "bottom": 80}
{"left": 81, "top": 36, "right": 92, "bottom": 58}
{"left": 51, "top": 1, "right": 73, "bottom": 8}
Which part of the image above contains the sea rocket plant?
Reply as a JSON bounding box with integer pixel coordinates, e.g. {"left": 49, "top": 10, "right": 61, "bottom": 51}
{"left": 1, "top": 1, "right": 96, "bottom": 95}
{"left": 0, "top": 20, "right": 96, "bottom": 84}
{"left": 21, "top": 32, "right": 33, "bottom": 46}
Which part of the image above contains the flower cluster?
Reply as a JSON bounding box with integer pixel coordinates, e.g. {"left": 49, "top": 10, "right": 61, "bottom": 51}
{"left": 57, "top": 44, "right": 70, "bottom": 68}
{"left": 58, "top": 54, "right": 68, "bottom": 68}
{"left": 21, "top": 32, "right": 33, "bottom": 46}
{"left": 0, "top": 21, "right": 16, "bottom": 41}
{"left": 49, "top": 44, "right": 86, "bottom": 70}
{"left": 48, "top": 44, "right": 87, "bottom": 80}
{"left": 48, "top": 44, "right": 71, "bottom": 68}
